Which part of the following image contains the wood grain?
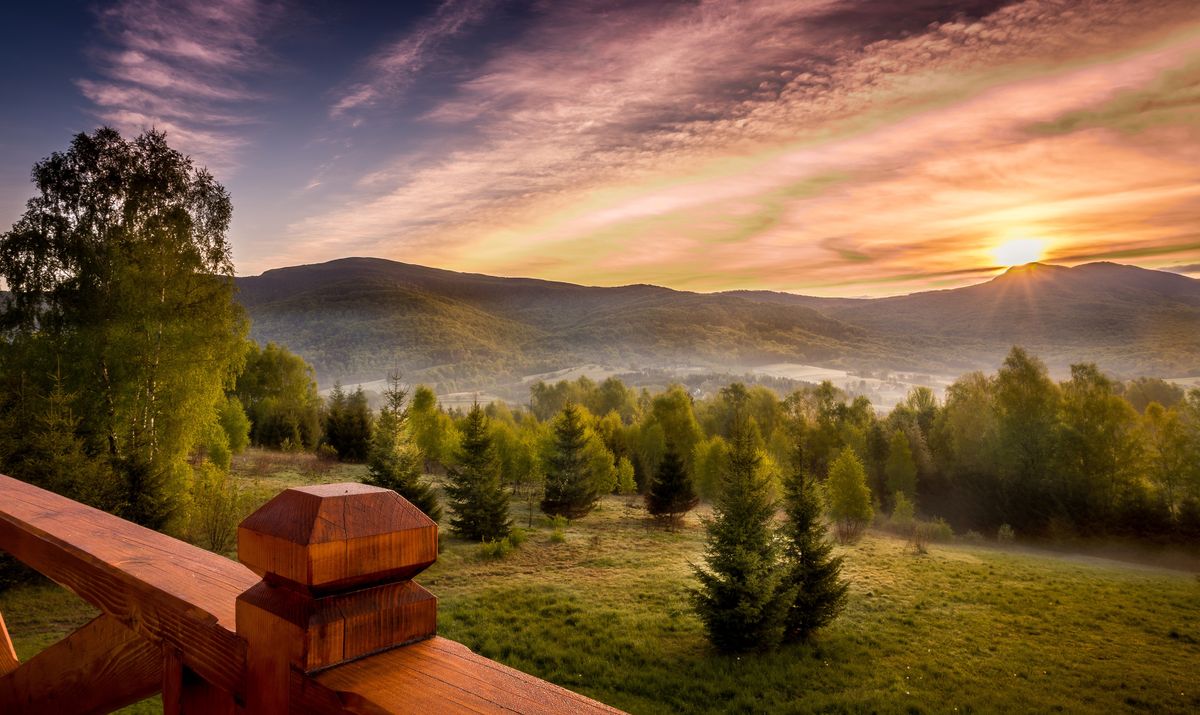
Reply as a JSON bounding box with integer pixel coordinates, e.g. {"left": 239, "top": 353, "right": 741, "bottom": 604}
{"left": 314, "top": 637, "right": 623, "bottom": 714}
{"left": 0, "top": 611, "right": 17, "bottom": 677}
{"left": 0, "top": 614, "right": 160, "bottom": 715}
{"left": 0, "top": 474, "right": 256, "bottom": 696}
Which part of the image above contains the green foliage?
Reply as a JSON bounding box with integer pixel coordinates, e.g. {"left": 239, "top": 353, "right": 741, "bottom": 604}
{"left": 362, "top": 376, "right": 442, "bottom": 521}
{"left": 323, "top": 384, "right": 374, "bottom": 461}
{"left": 826, "top": 448, "right": 873, "bottom": 543}
{"left": 0, "top": 373, "right": 122, "bottom": 511}
{"left": 1056, "top": 363, "right": 1144, "bottom": 530}
{"left": 410, "top": 385, "right": 461, "bottom": 471}
{"left": 188, "top": 463, "right": 244, "bottom": 553}
{"left": 217, "top": 395, "right": 251, "bottom": 454}
{"left": 885, "top": 429, "right": 918, "bottom": 502}
{"left": 778, "top": 466, "right": 848, "bottom": 642}
{"left": 691, "top": 435, "right": 728, "bottom": 500}
{"left": 235, "top": 342, "right": 321, "bottom": 449}
{"left": 615, "top": 456, "right": 637, "bottom": 495}
{"left": 445, "top": 404, "right": 512, "bottom": 541}
{"left": 691, "top": 415, "right": 789, "bottom": 652}
{"left": 890, "top": 492, "right": 916, "bottom": 531}
{"left": 541, "top": 404, "right": 605, "bottom": 519}
{"left": 994, "top": 347, "right": 1060, "bottom": 531}
{"left": 0, "top": 128, "right": 247, "bottom": 530}
{"left": 644, "top": 447, "right": 699, "bottom": 525}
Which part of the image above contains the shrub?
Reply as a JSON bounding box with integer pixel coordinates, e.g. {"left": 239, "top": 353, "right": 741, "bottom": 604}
{"left": 549, "top": 514, "right": 568, "bottom": 543}
{"left": 478, "top": 538, "right": 513, "bottom": 560}
{"left": 997, "top": 523, "right": 1016, "bottom": 543}
{"left": 507, "top": 527, "right": 529, "bottom": 548}
{"left": 962, "top": 530, "right": 985, "bottom": 544}
{"left": 188, "top": 464, "right": 245, "bottom": 554}
{"left": 890, "top": 492, "right": 915, "bottom": 532}
{"left": 907, "top": 522, "right": 931, "bottom": 555}
{"left": 928, "top": 517, "right": 954, "bottom": 542}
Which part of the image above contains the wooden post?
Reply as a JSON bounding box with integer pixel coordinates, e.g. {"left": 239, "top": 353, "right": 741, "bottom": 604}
{"left": 235, "top": 483, "right": 438, "bottom": 713}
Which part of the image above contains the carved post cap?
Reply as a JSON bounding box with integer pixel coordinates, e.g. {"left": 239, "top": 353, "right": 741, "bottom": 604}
{"left": 238, "top": 483, "right": 438, "bottom": 594}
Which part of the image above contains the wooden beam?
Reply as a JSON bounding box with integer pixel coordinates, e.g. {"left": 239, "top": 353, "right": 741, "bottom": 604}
{"left": 310, "top": 637, "right": 624, "bottom": 714}
{"left": 0, "top": 611, "right": 17, "bottom": 677}
{"left": 163, "top": 647, "right": 235, "bottom": 715}
{"left": 0, "top": 475, "right": 257, "bottom": 697}
{"left": 0, "top": 614, "right": 160, "bottom": 714}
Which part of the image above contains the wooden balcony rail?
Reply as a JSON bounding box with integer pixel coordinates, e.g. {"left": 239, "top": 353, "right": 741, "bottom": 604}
{"left": 0, "top": 474, "right": 623, "bottom": 714}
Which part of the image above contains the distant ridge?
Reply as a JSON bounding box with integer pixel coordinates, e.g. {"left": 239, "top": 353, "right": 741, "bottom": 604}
{"left": 235, "top": 258, "right": 1200, "bottom": 387}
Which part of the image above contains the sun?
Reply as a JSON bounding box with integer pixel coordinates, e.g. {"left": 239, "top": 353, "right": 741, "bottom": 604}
{"left": 992, "top": 238, "right": 1046, "bottom": 267}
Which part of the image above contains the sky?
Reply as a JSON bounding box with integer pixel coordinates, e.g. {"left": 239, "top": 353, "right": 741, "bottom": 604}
{"left": 2, "top": 0, "right": 1200, "bottom": 296}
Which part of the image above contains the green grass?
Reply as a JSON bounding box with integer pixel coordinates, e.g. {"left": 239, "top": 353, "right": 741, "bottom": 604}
{"left": 3, "top": 455, "right": 1198, "bottom": 713}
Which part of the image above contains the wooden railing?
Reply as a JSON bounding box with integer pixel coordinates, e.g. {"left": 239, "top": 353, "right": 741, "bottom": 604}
{"left": 0, "top": 475, "right": 622, "bottom": 714}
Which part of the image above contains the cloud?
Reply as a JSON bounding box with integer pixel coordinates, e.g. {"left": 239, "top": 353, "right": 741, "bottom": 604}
{"left": 279, "top": 0, "right": 1200, "bottom": 294}
{"left": 330, "top": 0, "right": 494, "bottom": 119}
{"left": 79, "top": 0, "right": 283, "bottom": 174}
{"left": 1162, "top": 263, "right": 1200, "bottom": 274}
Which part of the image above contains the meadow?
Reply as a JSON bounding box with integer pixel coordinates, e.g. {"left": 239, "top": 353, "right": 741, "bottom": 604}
{"left": 3, "top": 451, "right": 1198, "bottom": 714}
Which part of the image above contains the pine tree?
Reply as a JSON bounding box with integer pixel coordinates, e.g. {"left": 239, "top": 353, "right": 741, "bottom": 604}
{"left": 363, "top": 376, "right": 441, "bottom": 521}
{"left": 645, "top": 446, "right": 699, "bottom": 526}
{"left": 691, "top": 416, "right": 791, "bottom": 652}
{"left": 541, "top": 403, "right": 602, "bottom": 519}
{"left": 779, "top": 466, "right": 848, "bottom": 642}
{"left": 445, "top": 404, "right": 512, "bottom": 541}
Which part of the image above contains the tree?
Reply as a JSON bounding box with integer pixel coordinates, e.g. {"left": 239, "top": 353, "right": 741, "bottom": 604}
{"left": 645, "top": 446, "right": 699, "bottom": 526}
{"left": 778, "top": 465, "right": 848, "bottom": 642}
{"left": 235, "top": 342, "right": 321, "bottom": 449}
{"left": 885, "top": 430, "right": 918, "bottom": 503}
{"left": 216, "top": 395, "right": 251, "bottom": 455}
{"left": 0, "top": 128, "right": 246, "bottom": 529}
{"left": 691, "top": 415, "right": 790, "bottom": 652}
{"left": 445, "top": 404, "right": 512, "bottom": 541}
{"left": 324, "top": 385, "right": 373, "bottom": 461}
{"left": 615, "top": 456, "right": 637, "bottom": 495}
{"left": 994, "top": 347, "right": 1060, "bottom": 532}
{"left": 541, "top": 403, "right": 603, "bottom": 519}
{"left": 409, "top": 386, "right": 460, "bottom": 472}
{"left": 1056, "top": 363, "right": 1143, "bottom": 531}
{"left": 363, "top": 376, "right": 441, "bottom": 521}
{"left": 826, "top": 448, "right": 873, "bottom": 543}
{"left": 1142, "top": 402, "right": 1199, "bottom": 518}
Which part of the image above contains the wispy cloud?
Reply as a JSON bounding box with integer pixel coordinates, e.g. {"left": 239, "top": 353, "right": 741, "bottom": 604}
{"left": 330, "top": 0, "right": 494, "bottom": 120}
{"left": 278, "top": 0, "right": 1200, "bottom": 294}
{"left": 79, "top": 0, "right": 283, "bottom": 174}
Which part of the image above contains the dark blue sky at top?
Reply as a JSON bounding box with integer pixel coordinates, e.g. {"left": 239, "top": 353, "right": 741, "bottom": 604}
{"left": 0, "top": 0, "right": 536, "bottom": 262}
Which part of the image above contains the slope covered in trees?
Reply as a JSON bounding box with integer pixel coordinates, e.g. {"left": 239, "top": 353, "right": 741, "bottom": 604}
{"left": 235, "top": 258, "right": 1200, "bottom": 387}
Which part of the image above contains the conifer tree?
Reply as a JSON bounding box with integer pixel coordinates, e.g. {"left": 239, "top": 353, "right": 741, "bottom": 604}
{"left": 363, "top": 376, "right": 441, "bottom": 521}
{"left": 541, "top": 403, "right": 602, "bottom": 519}
{"left": 692, "top": 415, "right": 791, "bottom": 652}
{"left": 779, "top": 466, "right": 848, "bottom": 642}
{"left": 445, "top": 404, "right": 512, "bottom": 541}
{"left": 645, "top": 446, "right": 699, "bottom": 526}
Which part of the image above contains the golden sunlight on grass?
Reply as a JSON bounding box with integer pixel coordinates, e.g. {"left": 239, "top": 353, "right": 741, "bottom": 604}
{"left": 992, "top": 237, "right": 1047, "bottom": 267}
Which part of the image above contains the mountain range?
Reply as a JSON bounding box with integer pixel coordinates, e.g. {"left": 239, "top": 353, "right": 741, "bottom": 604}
{"left": 235, "top": 258, "right": 1200, "bottom": 389}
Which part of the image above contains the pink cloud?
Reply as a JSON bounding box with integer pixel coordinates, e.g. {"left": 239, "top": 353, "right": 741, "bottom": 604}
{"left": 79, "top": 0, "right": 283, "bottom": 174}
{"left": 277, "top": 0, "right": 1200, "bottom": 294}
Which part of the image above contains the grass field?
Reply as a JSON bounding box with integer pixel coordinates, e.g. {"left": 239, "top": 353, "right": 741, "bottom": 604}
{"left": 3, "top": 451, "right": 1199, "bottom": 713}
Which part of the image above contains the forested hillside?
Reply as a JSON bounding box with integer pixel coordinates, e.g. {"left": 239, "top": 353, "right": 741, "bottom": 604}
{"left": 236, "top": 258, "right": 1200, "bottom": 387}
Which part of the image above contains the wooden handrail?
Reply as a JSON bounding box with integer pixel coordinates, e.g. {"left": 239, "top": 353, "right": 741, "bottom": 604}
{"left": 0, "top": 474, "right": 623, "bottom": 714}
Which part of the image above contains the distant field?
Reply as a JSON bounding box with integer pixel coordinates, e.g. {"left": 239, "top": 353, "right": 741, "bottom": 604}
{"left": 3, "top": 455, "right": 1198, "bottom": 713}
